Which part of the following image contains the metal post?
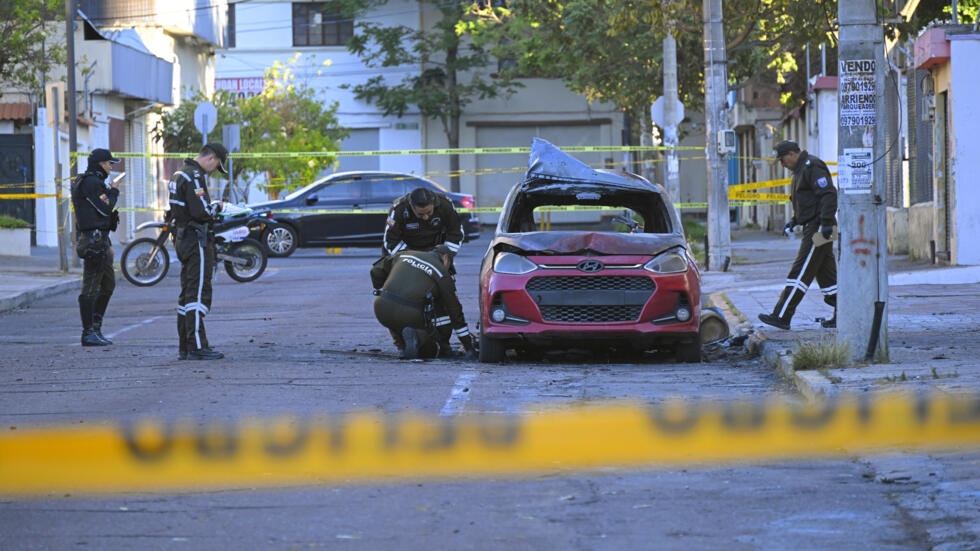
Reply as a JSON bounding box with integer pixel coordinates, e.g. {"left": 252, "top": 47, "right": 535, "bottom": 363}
{"left": 837, "top": 0, "right": 889, "bottom": 362}
{"left": 663, "top": 30, "right": 681, "bottom": 219}
{"left": 61, "top": 0, "right": 78, "bottom": 272}
{"left": 702, "top": 0, "right": 732, "bottom": 271}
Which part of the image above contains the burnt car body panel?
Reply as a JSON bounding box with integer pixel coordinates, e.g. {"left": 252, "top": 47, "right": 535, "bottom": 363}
{"left": 248, "top": 171, "right": 480, "bottom": 249}
{"left": 478, "top": 138, "right": 704, "bottom": 362}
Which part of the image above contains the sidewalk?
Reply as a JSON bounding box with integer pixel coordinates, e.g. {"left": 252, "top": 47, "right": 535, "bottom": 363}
{"left": 704, "top": 229, "right": 980, "bottom": 401}
{"left": 0, "top": 247, "right": 82, "bottom": 313}
{"left": 3, "top": 234, "right": 980, "bottom": 400}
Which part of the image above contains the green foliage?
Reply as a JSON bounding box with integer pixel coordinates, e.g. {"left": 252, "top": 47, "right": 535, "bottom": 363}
{"left": 152, "top": 54, "right": 348, "bottom": 197}
{"left": 0, "top": 0, "right": 66, "bottom": 96}
{"left": 0, "top": 214, "right": 31, "bottom": 229}
{"left": 340, "top": 0, "right": 524, "bottom": 144}
{"left": 468, "top": 0, "right": 837, "bottom": 130}
{"left": 683, "top": 217, "right": 706, "bottom": 243}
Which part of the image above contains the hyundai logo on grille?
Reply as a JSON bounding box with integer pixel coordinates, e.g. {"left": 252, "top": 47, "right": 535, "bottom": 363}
{"left": 576, "top": 260, "right": 605, "bottom": 273}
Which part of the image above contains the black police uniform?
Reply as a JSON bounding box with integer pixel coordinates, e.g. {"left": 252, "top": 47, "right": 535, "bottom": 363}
{"left": 382, "top": 193, "right": 464, "bottom": 257}
{"left": 763, "top": 150, "right": 838, "bottom": 328}
{"left": 169, "top": 158, "right": 222, "bottom": 359}
{"left": 71, "top": 160, "right": 119, "bottom": 346}
{"left": 371, "top": 250, "right": 475, "bottom": 359}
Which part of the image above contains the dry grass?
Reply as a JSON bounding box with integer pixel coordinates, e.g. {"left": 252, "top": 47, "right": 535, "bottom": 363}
{"left": 791, "top": 337, "right": 851, "bottom": 371}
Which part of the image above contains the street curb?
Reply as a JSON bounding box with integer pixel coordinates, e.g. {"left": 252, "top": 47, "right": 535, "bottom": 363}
{"left": 748, "top": 330, "right": 834, "bottom": 402}
{"left": 0, "top": 279, "right": 81, "bottom": 314}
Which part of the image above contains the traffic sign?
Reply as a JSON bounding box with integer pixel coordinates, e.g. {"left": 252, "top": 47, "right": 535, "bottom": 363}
{"left": 194, "top": 102, "right": 218, "bottom": 143}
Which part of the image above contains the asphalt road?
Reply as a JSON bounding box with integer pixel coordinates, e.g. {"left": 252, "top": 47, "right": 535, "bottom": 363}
{"left": 1, "top": 243, "right": 976, "bottom": 550}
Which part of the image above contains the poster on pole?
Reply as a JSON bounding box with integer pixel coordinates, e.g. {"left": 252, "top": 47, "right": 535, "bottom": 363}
{"left": 839, "top": 59, "right": 877, "bottom": 128}
{"left": 838, "top": 148, "right": 873, "bottom": 194}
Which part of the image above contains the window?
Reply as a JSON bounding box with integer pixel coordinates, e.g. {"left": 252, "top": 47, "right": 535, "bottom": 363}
{"left": 315, "top": 181, "right": 361, "bottom": 200}
{"left": 293, "top": 2, "right": 353, "bottom": 47}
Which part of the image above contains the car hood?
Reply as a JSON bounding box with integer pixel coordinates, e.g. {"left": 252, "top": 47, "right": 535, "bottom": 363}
{"left": 491, "top": 231, "right": 688, "bottom": 256}
{"left": 247, "top": 199, "right": 289, "bottom": 210}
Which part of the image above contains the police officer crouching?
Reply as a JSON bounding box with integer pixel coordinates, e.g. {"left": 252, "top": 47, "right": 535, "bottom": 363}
{"left": 371, "top": 244, "right": 477, "bottom": 360}
{"left": 71, "top": 148, "right": 122, "bottom": 346}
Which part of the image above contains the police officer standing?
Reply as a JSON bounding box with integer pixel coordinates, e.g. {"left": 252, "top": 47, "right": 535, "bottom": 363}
{"left": 371, "top": 244, "right": 476, "bottom": 360}
{"left": 72, "top": 148, "right": 122, "bottom": 346}
{"left": 759, "top": 140, "right": 838, "bottom": 330}
{"left": 383, "top": 187, "right": 464, "bottom": 257}
{"left": 169, "top": 143, "right": 229, "bottom": 360}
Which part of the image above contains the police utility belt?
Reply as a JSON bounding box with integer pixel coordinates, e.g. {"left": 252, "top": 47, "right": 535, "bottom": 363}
{"left": 176, "top": 221, "right": 212, "bottom": 245}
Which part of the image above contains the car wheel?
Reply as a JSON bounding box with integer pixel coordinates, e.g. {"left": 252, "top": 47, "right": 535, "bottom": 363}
{"left": 264, "top": 225, "right": 297, "bottom": 257}
{"left": 676, "top": 340, "right": 702, "bottom": 363}
{"left": 478, "top": 330, "right": 506, "bottom": 363}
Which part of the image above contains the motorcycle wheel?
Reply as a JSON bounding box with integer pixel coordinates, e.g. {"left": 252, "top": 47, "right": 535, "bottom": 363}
{"left": 120, "top": 237, "right": 170, "bottom": 287}
{"left": 224, "top": 238, "right": 267, "bottom": 282}
{"left": 263, "top": 224, "right": 297, "bottom": 257}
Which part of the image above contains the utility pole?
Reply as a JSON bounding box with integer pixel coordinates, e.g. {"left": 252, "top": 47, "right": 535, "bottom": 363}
{"left": 60, "top": 0, "right": 78, "bottom": 272}
{"left": 702, "top": 0, "right": 732, "bottom": 271}
{"left": 663, "top": 30, "right": 682, "bottom": 216}
{"left": 837, "top": 0, "right": 889, "bottom": 362}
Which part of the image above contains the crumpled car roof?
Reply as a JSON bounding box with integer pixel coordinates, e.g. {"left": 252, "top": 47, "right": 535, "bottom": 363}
{"left": 491, "top": 138, "right": 688, "bottom": 256}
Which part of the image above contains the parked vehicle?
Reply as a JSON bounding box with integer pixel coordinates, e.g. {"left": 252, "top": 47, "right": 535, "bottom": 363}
{"left": 120, "top": 204, "right": 271, "bottom": 286}
{"left": 477, "top": 138, "right": 725, "bottom": 363}
{"left": 248, "top": 171, "right": 480, "bottom": 257}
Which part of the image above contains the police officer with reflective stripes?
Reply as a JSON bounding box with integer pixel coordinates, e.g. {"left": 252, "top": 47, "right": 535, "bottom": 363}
{"left": 169, "top": 143, "right": 229, "bottom": 360}
{"left": 371, "top": 244, "right": 476, "bottom": 360}
{"left": 71, "top": 149, "right": 122, "bottom": 346}
{"left": 759, "top": 140, "right": 838, "bottom": 330}
{"left": 383, "top": 187, "right": 464, "bottom": 258}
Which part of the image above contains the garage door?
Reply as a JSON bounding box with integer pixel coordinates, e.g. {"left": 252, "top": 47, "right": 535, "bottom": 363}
{"left": 475, "top": 125, "right": 608, "bottom": 227}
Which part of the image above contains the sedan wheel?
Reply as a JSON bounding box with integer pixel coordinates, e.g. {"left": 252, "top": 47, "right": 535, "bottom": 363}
{"left": 264, "top": 225, "right": 298, "bottom": 257}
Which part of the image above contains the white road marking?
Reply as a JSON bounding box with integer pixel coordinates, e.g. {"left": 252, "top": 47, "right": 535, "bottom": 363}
{"left": 440, "top": 369, "right": 478, "bottom": 417}
{"left": 73, "top": 315, "right": 166, "bottom": 347}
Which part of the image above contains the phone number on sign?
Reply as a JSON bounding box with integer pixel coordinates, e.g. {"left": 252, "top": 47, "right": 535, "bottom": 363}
{"left": 840, "top": 114, "right": 876, "bottom": 127}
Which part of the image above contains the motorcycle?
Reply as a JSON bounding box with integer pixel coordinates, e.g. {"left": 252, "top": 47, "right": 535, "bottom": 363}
{"left": 120, "top": 204, "right": 273, "bottom": 287}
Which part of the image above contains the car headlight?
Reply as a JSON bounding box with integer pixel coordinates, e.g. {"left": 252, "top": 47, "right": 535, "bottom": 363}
{"left": 493, "top": 252, "right": 538, "bottom": 275}
{"left": 643, "top": 250, "right": 689, "bottom": 274}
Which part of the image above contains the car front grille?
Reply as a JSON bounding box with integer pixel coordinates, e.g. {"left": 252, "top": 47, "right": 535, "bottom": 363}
{"left": 526, "top": 276, "right": 655, "bottom": 322}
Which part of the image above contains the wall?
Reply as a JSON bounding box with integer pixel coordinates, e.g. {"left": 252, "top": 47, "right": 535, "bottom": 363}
{"left": 948, "top": 35, "right": 980, "bottom": 265}
{"left": 907, "top": 201, "right": 935, "bottom": 261}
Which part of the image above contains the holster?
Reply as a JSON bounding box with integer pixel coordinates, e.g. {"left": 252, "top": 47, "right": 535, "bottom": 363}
{"left": 76, "top": 229, "right": 108, "bottom": 259}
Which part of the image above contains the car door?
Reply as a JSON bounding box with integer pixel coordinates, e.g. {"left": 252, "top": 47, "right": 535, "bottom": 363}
{"left": 359, "top": 176, "right": 413, "bottom": 245}
{"left": 294, "top": 178, "right": 366, "bottom": 246}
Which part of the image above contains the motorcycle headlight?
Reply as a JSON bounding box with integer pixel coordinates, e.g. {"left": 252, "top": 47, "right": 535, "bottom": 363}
{"left": 493, "top": 252, "right": 538, "bottom": 275}
{"left": 643, "top": 250, "right": 689, "bottom": 274}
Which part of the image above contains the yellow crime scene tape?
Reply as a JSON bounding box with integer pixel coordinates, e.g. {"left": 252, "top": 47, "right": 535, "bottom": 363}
{"left": 1, "top": 391, "right": 977, "bottom": 496}
{"left": 1, "top": 154, "right": 831, "bottom": 207}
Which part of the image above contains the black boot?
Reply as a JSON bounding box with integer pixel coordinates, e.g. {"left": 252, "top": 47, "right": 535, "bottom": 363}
{"left": 178, "top": 314, "right": 188, "bottom": 360}
{"left": 401, "top": 327, "right": 420, "bottom": 359}
{"left": 758, "top": 312, "right": 791, "bottom": 330}
{"left": 820, "top": 310, "right": 837, "bottom": 328}
{"left": 92, "top": 294, "right": 113, "bottom": 344}
{"left": 79, "top": 296, "right": 109, "bottom": 347}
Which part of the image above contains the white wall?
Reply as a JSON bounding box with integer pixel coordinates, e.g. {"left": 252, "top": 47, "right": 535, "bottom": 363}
{"left": 949, "top": 35, "right": 980, "bottom": 265}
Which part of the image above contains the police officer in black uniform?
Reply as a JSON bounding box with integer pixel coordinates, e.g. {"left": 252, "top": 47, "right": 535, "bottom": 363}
{"left": 371, "top": 244, "right": 476, "bottom": 360}
{"left": 381, "top": 187, "right": 466, "bottom": 354}
{"left": 759, "top": 140, "right": 838, "bottom": 330}
{"left": 169, "top": 143, "right": 229, "bottom": 360}
{"left": 383, "top": 187, "right": 464, "bottom": 257}
{"left": 71, "top": 148, "right": 122, "bottom": 346}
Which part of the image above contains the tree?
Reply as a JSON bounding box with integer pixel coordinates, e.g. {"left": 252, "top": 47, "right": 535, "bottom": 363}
{"left": 0, "top": 0, "right": 66, "bottom": 97}
{"left": 337, "top": 0, "right": 524, "bottom": 191}
{"left": 468, "top": 1, "right": 836, "bottom": 148}
{"left": 153, "top": 54, "right": 348, "bottom": 201}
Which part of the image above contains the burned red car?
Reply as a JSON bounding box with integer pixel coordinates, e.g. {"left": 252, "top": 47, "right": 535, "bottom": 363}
{"left": 478, "top": 138, "right": 708, "bottom": 363}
